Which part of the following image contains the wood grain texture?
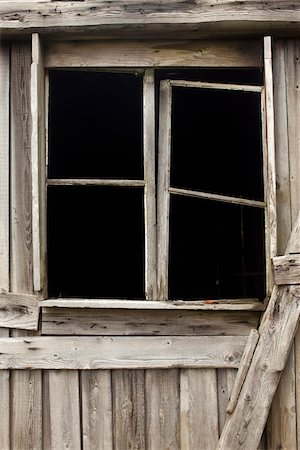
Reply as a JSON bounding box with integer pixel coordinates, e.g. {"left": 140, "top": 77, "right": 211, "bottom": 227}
{"left": 0, "top": 43, "right": 9, "bottom": 293}
{"left": 45, "top": 39, "right": 262, "bottom": 68}
{"left": 0, "top": 293, "right": 39, "bottom": 330}
{"left": 181, "top": 368, "right": 218, "bottom": 450}
{"left": 81, "top": 370, "right": 113, "bottom": 450}
{"left": 217, "top": 368, "right": 237, "bottom": 435}
{"left": 0, "top": 336, "right": 247, "bottom": 369}
{"left": 0, "top": 328, "right": 10, "bottom": 450}
{"left": 48, "top": 370, "right": 81, "bottom": 450}
{"left": 112, "top": 370, "right": 145, "bottom": 449}
{"left": 1, "top": 2, "right": 300, "bottom": 37}
{"left": 41, "top": 308, "right": 259, "bottom": 336}
{"left": 273, "top": 255, "right": 300, "bottom": 285}
{"left": 145, "top": 369, "right": 180, "bottom": 450}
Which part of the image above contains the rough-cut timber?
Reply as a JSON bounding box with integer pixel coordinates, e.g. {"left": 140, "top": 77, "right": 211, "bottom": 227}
{"left": 273, "top": 255, "right": 300, "bottom": 285}
{"left": 0, "top": 336, "right": 247, "bottom": 369}
{"left": 0, "top": 293, "right": 39, "bottom": 330}
{"left": 1, "top": 2, "right": 300, "bottom": 37}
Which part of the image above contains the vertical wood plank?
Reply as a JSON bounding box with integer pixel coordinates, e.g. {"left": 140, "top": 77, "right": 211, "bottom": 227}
{"left": 145, "top": 369, "right": 180, "bottom": 450}
{"left": 0, "top": 43, "right": 9, "bottom": 293}
{"left": 112, "top": 369, "right": 145, "bottom": 450}
{"left": 31, "top": 33, "right": 46, "bottom": 294}
{"left": 181, "top": 368, "right": 218, "bottom": 450}
{"left": 144, "top": 69, "right": 157, "bottom": 301}
{"left": 48, "top": 370, "right": 81, "bottom": 450}
{"left": 157, "top": 81, "right": 172, "bottom": 300}
{"left": 10, "top": 41, "right": 42, "bottom": 450}
{"left": 217, "top": 368, "right": 237, "bottom": 435}
{"left": 81, "top": 370, "right": 113, "bottom": 450}
{"left": 0, "top": 42, "right": 10, "bottom": 450}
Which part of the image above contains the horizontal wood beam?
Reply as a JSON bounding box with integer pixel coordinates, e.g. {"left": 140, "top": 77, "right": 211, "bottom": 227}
{"left": 0, "top": 293, "right": 40, "bottom": 330}
{"left": 41, "top": 298, "right": 265, "bottom": 311}
{"left": 273, "top": 255, "right": 300, "bottom": 285}
{"left": 47, "top": 179, "right": 145, "bottom": 187}
{"left": 1, "top": 2, "right": 300, "bottom": 37}
{"left": 0, "top": 335, "right": 247, "bottom": 369}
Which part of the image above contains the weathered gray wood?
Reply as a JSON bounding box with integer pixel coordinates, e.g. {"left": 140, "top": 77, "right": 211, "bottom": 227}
{"left": 10, "top": 42, "right": 42, "bottom": 450}
{"left": 42, "top": 307, "right": 260, "bottom": 336}
{"left": 47, "top": 178, "right": 145, "bottom": 187}
{"left": 145, "top": 369, "right": 180, "bottom": 450}
{"left": 41, "top": 298, "right": 265, "bottom": 310}
{"left": 170, "top": 79, "right": 262, "bottom": 92}
{"left": 45, "top": 40, "right": 262, "bottom": 68}
{"left": 273, "top": 255, "right": 300, "bottom": 285}
{"left": 0, "top": 336, "right": 247, "bottom": 369}
{"left": 0, "top": 293, "right": 39, "bottom": 330}
{"left": 157, "top": 80, "right": 172, "bottom": 301}
{"left": 2, "top": 2, "right": 300, "bottom": 37}
{"left": 48, "top": 370, "right": 81, "bottom": 450}
{"left": 169, "top": 187, "right": 265, "bottom": 209}
{"left": 0, "top": 43, "right": 9, "bottom": 293}
{"left": 144, "top": 69, "right": 157, "bottom": 301}
{"left": 286, "top": 211, "right": 300, "bottom": 255}
{"left": 217, "top": 369, "right": 237, "bottom": 435}
{"left": 0, "top": 328, "right": 10, "bottom": 450}
{"left": 81, "top": 370, "right": 113, "bottom": 450}
{"left": 181, "top": 368, "right": 218, "bottom": 449}
{"left": 226, "top": 329, "right": 259, "bottom": 414}
{"left": 112, "top": 370, "right": 145, "bottom": 449}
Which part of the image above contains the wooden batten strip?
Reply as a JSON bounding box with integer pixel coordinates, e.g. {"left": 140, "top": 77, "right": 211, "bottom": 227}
{"left": 45, "top": 40, "right": 262, "bottom": 68}
{"left": 0, "top": 336, "right": 247, "bottom": 369}
{"left": 169, "top": 187, "right": 265, "bottom": 208}
{"left": 144, "top": 69, "right": 157, "bottom": 300}
{"left": 170, "top": 80, "right": 262, "bottom": 92}
{"left": 226, "top": 329, "right": 259, "bottom": 414}
{"left": 0, "top": 44, "right": 9, "bottom": 293}
{"left": 47, "top": 178, "right": 145, "bottom": 187}
{"left": 273, "top": 255, "right": 300, "bottom": 285}
{"left": 0, "top": 293, "right": 40, "bottom": 330}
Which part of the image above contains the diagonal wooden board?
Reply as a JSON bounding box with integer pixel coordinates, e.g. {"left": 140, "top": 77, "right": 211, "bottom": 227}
{"left": 218, "top": 212, "right": 300, "bottom": 450}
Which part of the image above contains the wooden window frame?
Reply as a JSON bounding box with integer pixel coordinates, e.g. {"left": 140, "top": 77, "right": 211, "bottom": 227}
{"left": 29, "top": 35, "right": 275, "bottom": 311}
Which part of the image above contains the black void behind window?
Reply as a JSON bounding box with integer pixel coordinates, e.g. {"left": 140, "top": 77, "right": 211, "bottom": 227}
{"left": 167, "top": 84, "right": 266, "bottom": 301}
{"left": 48, "top": 70, "right": 143, "bottom": 179}
{"left": 47, "top": 70, "right": 145, "bottom": 299}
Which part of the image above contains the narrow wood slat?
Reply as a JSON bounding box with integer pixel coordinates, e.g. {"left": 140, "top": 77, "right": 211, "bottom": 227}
{"left": 217, "top": 369, "right": 237, "bottom": 435}
{"left": 226, "top": 329, "right": 259, "bottom": 414}
{"left": 41, "top": 308, "right": 260, "bottom": 336}
{"left": 41, "top": 298, "right": 265, "bottom": 311}
{"left": 0, "top": 43, "right": 9, "bottom": 293}
{"left": 145, "top": 369, "right": 180, "bottom": 450}
{"left": 81, "top": 370, "right": 113, "bottom": 450}
{"left": 169, "top": 187, "right": 265, "bottom": 208}
{"left": 112, "top": 370, "right": 145, "bottom": 449}
{"left": 273, "top": 255, "right": 300, "bottom": 285}
{"left": 0, "top": 336, "right": 247, "bottom": 369}
{"left": 286, "top": 211, "right": 300, "bottom": 255}
{"left": 0, "top": 328, "right": 10, "bottom": 450}
{"left": 48, "top": 370, "right": 81, "bottom": 450}
{"left": 45, "top": 40, "right": 262, "bottom": 68}
{"left": 181, "top": 368, "right": 218, "bottom": 450}
{"left": 170, "top": 79, "right": 262, "bottom": 92}
{"left": 47, "top": 178, "right": 145, "bottom": 187}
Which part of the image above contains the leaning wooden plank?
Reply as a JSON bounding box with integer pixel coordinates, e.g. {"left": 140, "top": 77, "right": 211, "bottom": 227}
{"left": 81, "top": 370, "right": 113, "bottom": 450}
{"left": 41, "top": 298, "right": 265, "bottom": 311}
{"left": 0, "top": 43, "right": 9, "bottom": 293}
{"left": 41, "top": 308, "right": 259, "bottom": 336}
{"left": 0, "top": 336, "right": 247, "bottom": 369}
{"left": 48, "top": 370, "right": 81, "bottom": 450}
{"left": 218, "top": 285, "right": 300, "bottom": 450}
{"left": 45, "top": 40, "right": 262, "bottom": 68}
{"left": 273, "top": 254, "right": 300, "bottom": 285}
{"left": 181, "top": 368, "right": 218, "bottom": 450}
{"left": 31, "top": 33, "right": 46, "bottom": 293}
{"left": 170, "top": 80, "right": 262, "bottom": 92}
{"left": 226, "top": 329, "right": 259, "bottom": 414}
{"left": 112, "top": 370, "right": 145, "bottom": 449}
{"left": 0, "top": 293, "right": 39, "bottom": 330}
{"left": 145, "top": 369, "right": 180, "bottom": 450}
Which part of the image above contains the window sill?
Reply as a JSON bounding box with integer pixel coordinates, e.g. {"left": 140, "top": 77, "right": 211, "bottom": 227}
{"left": 41, "top": 298, "right": 265, "bottom": 311}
